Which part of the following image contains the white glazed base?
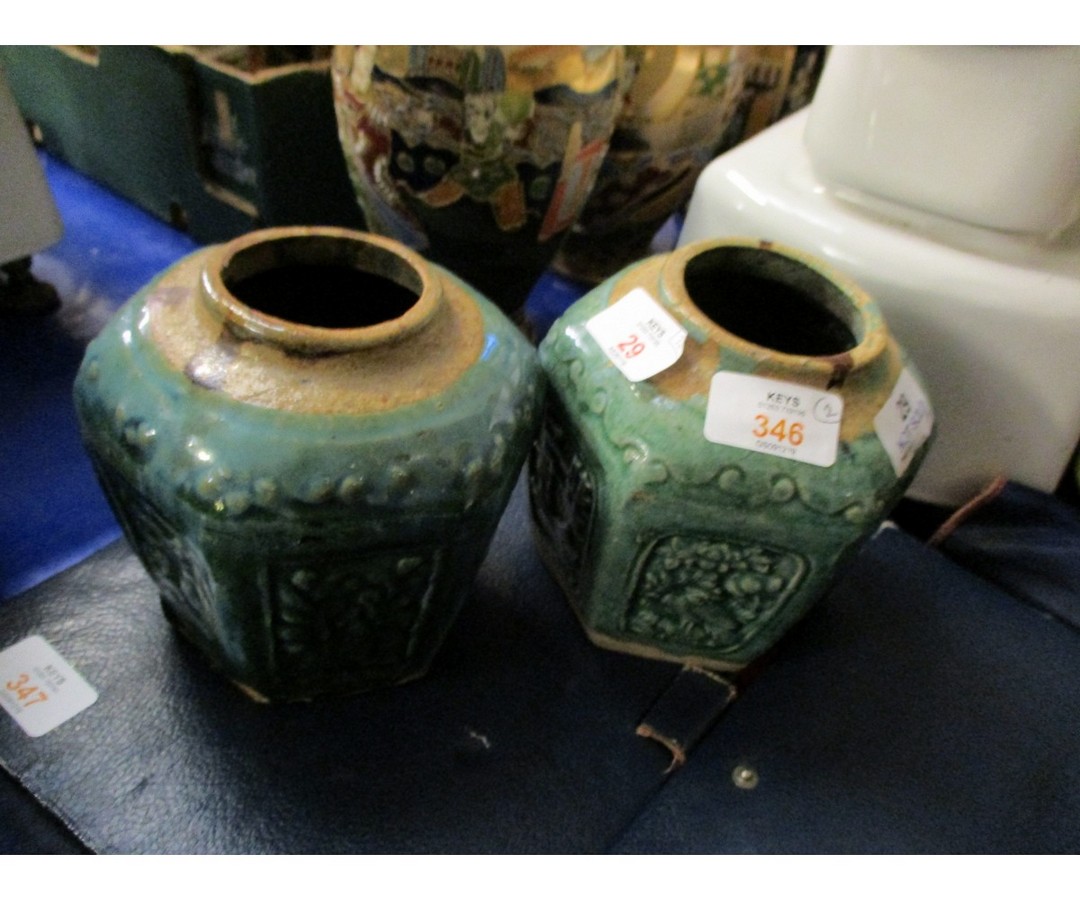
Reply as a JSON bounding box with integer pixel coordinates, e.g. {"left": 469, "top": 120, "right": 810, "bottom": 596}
{"left": 680, "top": 109, "right": 1080, "bottom": 507}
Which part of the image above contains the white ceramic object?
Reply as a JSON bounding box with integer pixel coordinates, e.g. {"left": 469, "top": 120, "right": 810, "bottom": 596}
{"left": 679, "top": 108, "right": 1080, "bottom": 507}
{"left": 0, "top": 68, "right": 62, "bottom": 266}
{"left": 803, "top": 46, "right": 1080, "bottom": 236}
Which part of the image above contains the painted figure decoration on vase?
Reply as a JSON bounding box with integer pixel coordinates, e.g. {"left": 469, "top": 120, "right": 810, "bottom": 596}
{"left": 552, "top": 45, "right": 827, "bottom": 288}
{"left": 553, "top": 46, "right": 747, "bottom": 285}
{"left": 332, "top": 45, "right": 627, "bottom": 319}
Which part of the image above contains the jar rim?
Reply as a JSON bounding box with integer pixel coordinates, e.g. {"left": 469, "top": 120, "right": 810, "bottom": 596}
{"left": 201, "top": 226, "right": 440, "bottom": 354}
{"left": 661, "top": 237, "right": 886, "bottom": 373}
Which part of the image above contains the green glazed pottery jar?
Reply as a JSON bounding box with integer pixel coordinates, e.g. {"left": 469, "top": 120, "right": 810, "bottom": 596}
{"left": 73, "top": 226, "right": 543, "bottom": 701}
{"left": 530, "top": 237, "right": 934, "bottom": 670}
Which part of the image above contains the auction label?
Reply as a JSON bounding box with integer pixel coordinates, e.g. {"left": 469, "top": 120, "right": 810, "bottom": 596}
{"left": 0, "top": 636, "right": 98, "bottom": 737}
{"left": 704, "top": 372, "right": 843, "bottom": 467}
{"left": 874, "top": 368, "right": 934, "bottom": 476}
{"left": 585, "top": 288, "right": 688, "bottom": 382}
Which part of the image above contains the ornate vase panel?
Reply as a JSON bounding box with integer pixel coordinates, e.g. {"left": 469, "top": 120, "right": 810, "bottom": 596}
{"left": 331, "top": 45, "right": 627, "bottom": 318}
{"left": 529, "top": 238, "right": 934, "bottom": 669}
{"left": 73, "top": 226, "right": 544, "bottom": 701}
{"left": 552, "top": 45, "right": 827, "bottom": 287}
{"left": 553, "top": 46, "right": 747, "bottom": 285}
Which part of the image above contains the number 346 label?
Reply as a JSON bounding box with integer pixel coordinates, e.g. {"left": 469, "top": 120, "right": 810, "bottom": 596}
{"left": 0, "top": 636, "right": 98, "bottom": 737}
{"left": 704, "top": 372, "right": 844, "bottom": 467}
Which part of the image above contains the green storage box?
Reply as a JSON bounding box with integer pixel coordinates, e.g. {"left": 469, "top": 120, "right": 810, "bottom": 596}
{"left": 0, "top": 45, "right": 365, "bottom": 242}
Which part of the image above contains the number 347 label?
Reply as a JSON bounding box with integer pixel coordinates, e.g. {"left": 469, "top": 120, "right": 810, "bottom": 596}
{"left": 0, "top": 636, "right": 98, "bottom": 737}
{"left": 704, "top": 372, "right": 844, "bottom": 467}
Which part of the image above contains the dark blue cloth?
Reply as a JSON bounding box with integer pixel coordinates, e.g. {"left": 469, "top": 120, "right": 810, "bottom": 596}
{"left": 611, "top": 516, "right": 1080, "bottom": 853}
{"left": 936, "top": 481, "right": 1080, "bottom": 633}
{"left": 1, "top": 154, "right": 198, "bottom": 601}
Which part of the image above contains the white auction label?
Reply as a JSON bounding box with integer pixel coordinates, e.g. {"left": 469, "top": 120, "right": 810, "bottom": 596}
{"left": 874, "top": 368, "right": 934, "bottom": 476}
{"left": 0, "top": 636, "right": 98, "bottom": 737}
{"left": 584, "top": 288, "right": 688, "bottom": 382}
{"left": 704, "top": 371, "right": 844, "bottom": 467}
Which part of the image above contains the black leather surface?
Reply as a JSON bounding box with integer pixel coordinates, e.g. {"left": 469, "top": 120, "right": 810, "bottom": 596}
{"left": 611, "top": 508, "right": 1080, "bottom": 853}
{"left": 3, "top": 480, "right": 1080, "bottom": 853}
{"left": 0, "top": 479, "right": 690, "bottom": 853}
{"left": 0, "top": 767, "right": 88, "bottom": 853}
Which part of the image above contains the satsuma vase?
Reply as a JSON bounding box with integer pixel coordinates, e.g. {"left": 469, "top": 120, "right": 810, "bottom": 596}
{"left": 331, "top": 45, "right": 627, "bottom": 319}
{"left": 553, "top": 46, "right": 747, "bottom": 285}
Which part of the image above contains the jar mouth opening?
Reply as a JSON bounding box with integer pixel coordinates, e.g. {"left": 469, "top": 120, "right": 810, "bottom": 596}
{"left": 677, "top": 243, "right": 868, "bottom": 359}
{"left": 205, "top": 228, "right": 437, "bottom": 352}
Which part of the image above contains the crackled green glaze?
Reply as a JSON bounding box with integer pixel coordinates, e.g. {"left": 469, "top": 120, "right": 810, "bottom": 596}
{"left": 529, "top": 238, "right": 933, "bottom": 669}
{"left": 74, "top": 227, "right": 543, "bottom": 701}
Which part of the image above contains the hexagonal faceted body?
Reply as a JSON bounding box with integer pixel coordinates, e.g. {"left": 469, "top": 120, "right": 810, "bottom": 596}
{"left": 530, "top": 238, "right": 933, "bottom": 670}
{"left": 75, "top": 227, "right": 543, "bottom": 701}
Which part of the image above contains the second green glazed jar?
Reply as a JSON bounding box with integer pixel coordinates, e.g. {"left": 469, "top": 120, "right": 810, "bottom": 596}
{"left": 73, "top": 227, "right": 543, "bottom": 701}
{"left": 530, "top": 237, "right": 934, "bottom": 670}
